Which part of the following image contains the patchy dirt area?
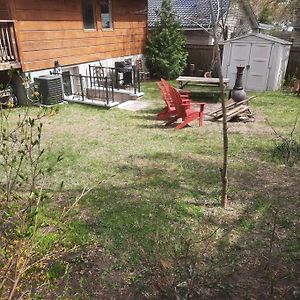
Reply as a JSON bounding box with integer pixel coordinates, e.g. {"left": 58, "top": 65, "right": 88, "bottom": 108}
{"left": 202, "top": 102, "right": 274, "bottom": 137}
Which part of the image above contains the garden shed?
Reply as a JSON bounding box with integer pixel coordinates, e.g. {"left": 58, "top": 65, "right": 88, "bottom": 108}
{"left": 222, "top": 33, "right": 291, "bottom": 91}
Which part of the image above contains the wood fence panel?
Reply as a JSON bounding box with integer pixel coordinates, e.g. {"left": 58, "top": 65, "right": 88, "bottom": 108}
{"left": 286, "top": 47, "right": 300, "bottom": 79}
{"left": 185, "top": 44, "right": 223, "bottom": 76}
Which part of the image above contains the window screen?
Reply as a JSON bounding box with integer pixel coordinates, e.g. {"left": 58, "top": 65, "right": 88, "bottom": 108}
{"left": 82, "top": 0, "right": 96, "bottom": 29}
{"left": 100, "top": 0, "right": 112, "bottom": 29}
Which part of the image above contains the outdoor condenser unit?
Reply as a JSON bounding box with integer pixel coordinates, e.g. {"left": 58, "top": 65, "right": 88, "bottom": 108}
{"left": 34, "top": 75, "right": 64, "bottom": 105}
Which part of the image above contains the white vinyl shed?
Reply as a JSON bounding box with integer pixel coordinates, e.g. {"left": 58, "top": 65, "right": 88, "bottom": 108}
{"left": 222, "top": 33, "right": 292, "bottom": 91}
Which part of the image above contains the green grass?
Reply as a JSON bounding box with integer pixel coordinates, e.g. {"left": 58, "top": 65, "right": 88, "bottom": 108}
{"left": 251, "top": 90, "right": 300, "bottom": 127}
{"left": 2, "top": 83, "right": 300, "bottom": 298}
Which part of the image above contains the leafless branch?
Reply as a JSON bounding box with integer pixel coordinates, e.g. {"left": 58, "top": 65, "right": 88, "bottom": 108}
{"left": 266, "top": 118, "right": 286, "bottom": 141}
{"left": 290, "top": 113, "right": 299, "bottom": 139}
{"left": 265, "top": 208, "right": 278, "bottom": 271}
{"left": 61, "top": 174, "right": 115, "bottom": 220}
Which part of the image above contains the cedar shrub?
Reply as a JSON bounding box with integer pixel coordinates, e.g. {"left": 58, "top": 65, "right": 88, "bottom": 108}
{"left": 145, "top": 0, "right": 188, "bottom": 80}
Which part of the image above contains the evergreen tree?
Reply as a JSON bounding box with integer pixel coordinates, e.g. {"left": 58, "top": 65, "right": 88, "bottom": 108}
{"left": 259, "top": 5, "right": 272, "bottom": 24}
{"left": 145, "top": 0, "right": 188, "bottom": 79}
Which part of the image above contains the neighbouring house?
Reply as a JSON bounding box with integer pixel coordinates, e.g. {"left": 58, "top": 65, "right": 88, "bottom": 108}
{"left": 148, "top": 0, "right": 259, "bottom": 45}
{"left": 0, "top": 0, "right": 147, "bottom": 105}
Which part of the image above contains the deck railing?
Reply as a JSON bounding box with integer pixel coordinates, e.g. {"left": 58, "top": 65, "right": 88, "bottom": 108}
{"left": 0, "top": 21, "right": 19, "bottom": 63}
{"left": 89, "top": 64, "right": 141, "bottom": 94}
{"left": 51, "top": 71, "right": 115, "bottom": 105}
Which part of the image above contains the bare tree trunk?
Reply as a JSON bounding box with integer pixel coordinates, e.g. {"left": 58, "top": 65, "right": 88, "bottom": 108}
{"left": 209, "top": 0, "right": 229, "bottom": 208}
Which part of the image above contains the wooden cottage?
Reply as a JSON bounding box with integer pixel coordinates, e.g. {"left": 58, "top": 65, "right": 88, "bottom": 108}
{"left": 0, "top": 0, "right": 147, "bottom": 104}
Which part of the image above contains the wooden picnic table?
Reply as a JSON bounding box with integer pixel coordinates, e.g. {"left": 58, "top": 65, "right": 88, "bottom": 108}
{"left": 176, "top": 76, "right": 230, "bottom": 89}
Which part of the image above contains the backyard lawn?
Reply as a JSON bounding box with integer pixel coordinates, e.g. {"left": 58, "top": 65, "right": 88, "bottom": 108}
{"left": 1, "top": 82, "right": 300, "bottom": 299}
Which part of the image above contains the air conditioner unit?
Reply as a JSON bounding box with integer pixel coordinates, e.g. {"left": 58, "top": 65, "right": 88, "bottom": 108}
{"left": 34, "top": 75, "right": 64, "bottom": 105}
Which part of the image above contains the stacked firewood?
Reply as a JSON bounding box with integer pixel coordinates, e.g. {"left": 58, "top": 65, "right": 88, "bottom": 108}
{"left": 210, "top": 96, "right": 256, "bottom": 122}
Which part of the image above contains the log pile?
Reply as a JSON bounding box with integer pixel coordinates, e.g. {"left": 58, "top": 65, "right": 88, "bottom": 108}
{"left": 210, "top": 96, "right": 256, "bottom": 122}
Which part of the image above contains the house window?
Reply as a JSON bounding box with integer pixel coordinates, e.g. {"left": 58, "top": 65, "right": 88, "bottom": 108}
{"left": 100, "top": 0, "right": 112, "bottom": 29}
{"left": 82, "top": 0, "right": 96, "bottom": 30}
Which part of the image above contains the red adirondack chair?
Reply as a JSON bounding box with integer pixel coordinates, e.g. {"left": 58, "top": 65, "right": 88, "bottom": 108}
{"left": 167, "top": 84, "right": 206, "bottom": 130}
{"left": 161, "top": 78, "right": 190, "bottom": 105}
{"left": 156, "top": 82, "right": 176, "bottom": 121}
{"left": 157, "top": 79, "right": 191, "bottom": 121}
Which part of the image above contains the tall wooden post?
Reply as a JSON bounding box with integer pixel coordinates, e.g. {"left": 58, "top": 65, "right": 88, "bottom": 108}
{"left": 209, "top": 0, "right": 229, "bottom": 208}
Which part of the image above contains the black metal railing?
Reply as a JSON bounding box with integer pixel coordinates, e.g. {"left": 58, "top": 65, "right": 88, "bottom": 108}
{"left": 51, "top": 71, "right": 115, "bottom": 105}
{"left": 89, "top": 64, "right": 141, "bottom": 94}
{"left": 0, "top": 21, "right": 19, "bottom": 63}
{"left": 50, "top": 63, "right": 142, "bottom": 105}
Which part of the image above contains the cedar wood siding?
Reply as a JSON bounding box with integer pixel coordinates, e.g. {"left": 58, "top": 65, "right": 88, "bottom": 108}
{"left": 0, "top": 0, "right": 10, "bottom": 19}
{"left": 9, "top": 0, "right": 147, "bottom": 72}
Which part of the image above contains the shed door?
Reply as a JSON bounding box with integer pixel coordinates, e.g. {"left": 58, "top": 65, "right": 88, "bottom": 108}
{"left": 245, "top": 44, "right": 272, "bottom": 91}
{"left": 227, "top": 43, "right": 252, "bottom": 89}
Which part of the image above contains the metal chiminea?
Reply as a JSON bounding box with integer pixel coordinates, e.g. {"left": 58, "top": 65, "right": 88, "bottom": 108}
{"left": 231, "top": 66, "right": 247, "bottom": 102}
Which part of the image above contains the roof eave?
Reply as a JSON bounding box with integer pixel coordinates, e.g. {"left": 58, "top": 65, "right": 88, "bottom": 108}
{"left": 224, "top": 32, "right": 293, "bottom": 45}
{"left": 148, "top": 25, "right": 210, "bottom": 31}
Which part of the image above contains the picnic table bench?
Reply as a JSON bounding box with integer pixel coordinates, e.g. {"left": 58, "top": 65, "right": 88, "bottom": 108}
{"left": 176, "top": 76, "right": 230, "bottom": 89}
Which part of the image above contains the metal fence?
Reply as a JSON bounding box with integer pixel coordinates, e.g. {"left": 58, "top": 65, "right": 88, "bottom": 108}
{"left": 52, "top": 71, "right": 115, "bottom": 105}
{"left": 50, "top": 63, "right": 141, "bottom": 105}
{"left": 88, "top": 64, "right": 141, "bottom": 94}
